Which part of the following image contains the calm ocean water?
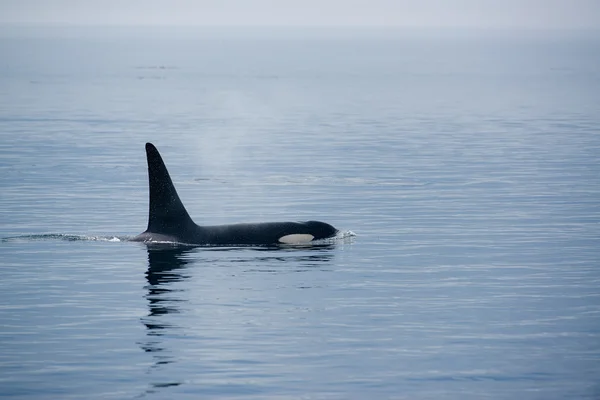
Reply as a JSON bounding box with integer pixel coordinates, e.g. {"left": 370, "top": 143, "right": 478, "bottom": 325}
{"left": 1, "top": 26, "right": 599, "bottom": 399}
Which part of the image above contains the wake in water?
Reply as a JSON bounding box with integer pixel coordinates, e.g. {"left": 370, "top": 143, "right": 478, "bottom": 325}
{"left": 1, "top": 234, "right": 127, "bottom": 243}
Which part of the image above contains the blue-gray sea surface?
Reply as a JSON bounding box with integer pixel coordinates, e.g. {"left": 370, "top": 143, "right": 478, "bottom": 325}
{"left": 1, "top": 27, "right": 599, "bottom": 399}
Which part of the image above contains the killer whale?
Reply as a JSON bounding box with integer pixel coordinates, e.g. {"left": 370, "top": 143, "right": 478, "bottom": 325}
{"left": 132, "top": 143, "right": 338, "bottom": 246}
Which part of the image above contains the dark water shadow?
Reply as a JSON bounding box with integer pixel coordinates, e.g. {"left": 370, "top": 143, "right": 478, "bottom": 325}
{"left": 138, "top": 243, "right": 335, "bottom": 396}
{"left": 138, "top": 245, "right": 194, "bottom": 395}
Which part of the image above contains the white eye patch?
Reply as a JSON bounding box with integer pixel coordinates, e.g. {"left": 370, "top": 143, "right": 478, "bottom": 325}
{"left": 278, "top": 234, "right": 315, "bottom": 244}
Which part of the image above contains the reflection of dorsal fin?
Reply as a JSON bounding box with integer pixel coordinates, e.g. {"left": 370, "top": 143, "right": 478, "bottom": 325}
{"left": 144, "top": 143, "right": 194, "bottom": 234}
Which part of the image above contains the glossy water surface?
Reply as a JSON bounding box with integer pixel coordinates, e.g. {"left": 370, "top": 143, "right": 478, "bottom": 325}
{"left": 1, "top": 27, "right": 599, "bottom": 399}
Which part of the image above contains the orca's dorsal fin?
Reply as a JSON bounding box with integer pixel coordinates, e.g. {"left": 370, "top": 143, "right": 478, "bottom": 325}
{"left": 144, "top": 143, "right": 195, "bottom": 234}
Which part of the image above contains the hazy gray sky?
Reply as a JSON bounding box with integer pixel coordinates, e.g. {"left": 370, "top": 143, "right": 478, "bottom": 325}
{"left": 0, "top": 0, "right": 598, "bottom": 29}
